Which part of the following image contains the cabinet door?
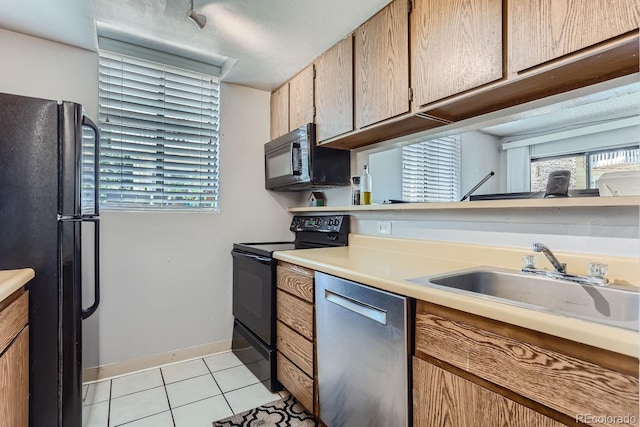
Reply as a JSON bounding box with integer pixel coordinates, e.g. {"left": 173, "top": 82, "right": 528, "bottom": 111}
{"left": 411, "top": 0, "right": 503, "bottom": 107}
{"left": 0, "top": 327, "right": 29, "bottom": 427}
{"left": 355, "top": 0, "right": 409, "bottom": 129}
{"left": 315, "top": 36, "right": 354, "bottom": 142}
{"left": 413, "top": 357, "right": 563, "bottom": 427}
{"left": 509, "top": 0, "right": 640, "bottom": 73}
{"left": 289, "top": 65, "right": 315, "bottom": 131}
{"left": 270, "top": 84, "right": 289, "bottom": 140}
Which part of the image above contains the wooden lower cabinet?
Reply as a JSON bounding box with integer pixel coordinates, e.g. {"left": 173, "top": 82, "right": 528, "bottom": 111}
{"left": 414, "top": 300, "right": 639, "bottom": 427}
{"left": 414, "top": 357, "right": 563, "bottom": 427}
{"left": 0, "top": 290, "right": 29, "bottom": 427}
{"left": 276, "top": 261, "right": 318, "bottom": 417}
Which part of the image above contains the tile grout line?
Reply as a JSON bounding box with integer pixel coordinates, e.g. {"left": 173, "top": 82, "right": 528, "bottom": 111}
{"left": 107, "top": 380, "right": 112, "bottom": 427}
{"left": 159, "top": 368, "right": 177, "bottom": 427}
{"left": 203, "top": 357, "right": 235, "bottom": 415}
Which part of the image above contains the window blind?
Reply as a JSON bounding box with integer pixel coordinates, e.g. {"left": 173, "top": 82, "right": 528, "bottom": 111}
{"left": 402, "top": 136, "right": 461, "bottom": 202}
{"left": 98, "top": 50, "right": 220, "bottom": 211}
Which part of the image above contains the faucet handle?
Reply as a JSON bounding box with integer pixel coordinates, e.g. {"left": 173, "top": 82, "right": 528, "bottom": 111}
{"left": 522, "top": 255, "right": 537, "bottom": 269}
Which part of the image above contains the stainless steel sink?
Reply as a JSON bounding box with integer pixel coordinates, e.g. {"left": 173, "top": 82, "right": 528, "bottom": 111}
{"left": 408, "top": 268, "right": 639, "bottom": 331}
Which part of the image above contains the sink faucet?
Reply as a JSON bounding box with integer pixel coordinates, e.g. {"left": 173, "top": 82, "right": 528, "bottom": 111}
{"left": 523, "top": 243, "right": 609, "bottom": 286}
{"left": 532, "top": 243, "right": 566, "bottom": 273}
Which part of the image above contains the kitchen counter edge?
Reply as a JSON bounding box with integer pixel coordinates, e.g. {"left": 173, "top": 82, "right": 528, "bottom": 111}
{"left": 288, "top": 195, "right": 640, "bottom": 212}
{"left": 0, "top": 269, "right": 35, "bottom": 303}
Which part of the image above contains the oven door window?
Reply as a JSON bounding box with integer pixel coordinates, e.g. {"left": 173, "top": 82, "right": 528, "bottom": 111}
{"left": 232, "top": 251, "right": 274, "bottom": 346}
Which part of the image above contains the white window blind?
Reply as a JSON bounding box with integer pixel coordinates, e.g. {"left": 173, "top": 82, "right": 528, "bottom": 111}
{"left": 402, "top": 136, "right": 461, "bottom": 202}
{"left": 98, "top": 50, "right": 220, "bottom": 211}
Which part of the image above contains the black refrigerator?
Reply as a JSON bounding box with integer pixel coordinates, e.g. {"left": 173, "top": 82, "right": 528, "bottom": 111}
{"left": 0, "top": 92, "right": 101, "bottom": 427}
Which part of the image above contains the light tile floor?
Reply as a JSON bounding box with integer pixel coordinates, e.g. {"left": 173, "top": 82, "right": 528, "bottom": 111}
{"left": 82, "top": 351, "right": 285, "bottom": 427}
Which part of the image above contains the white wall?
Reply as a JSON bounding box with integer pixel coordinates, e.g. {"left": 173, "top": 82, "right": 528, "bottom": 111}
{"left": 0, "top": 29, "right": 98, "bottom": 117}
{"left": 460, "top": 131, "right": 501, "bottom": 196}
{"left": 0, "top": 29, "right": 298, "bottom": 368}
{"left": 369, "top": 147, "right": 403, "bottom": 203}
{"left": 351, "top": 207, "right": 639, "bottom": 258}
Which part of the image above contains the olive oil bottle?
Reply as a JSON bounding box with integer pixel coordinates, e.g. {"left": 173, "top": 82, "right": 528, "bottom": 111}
{"left": 361, "top": 165, "right": 372, "bottom": 205}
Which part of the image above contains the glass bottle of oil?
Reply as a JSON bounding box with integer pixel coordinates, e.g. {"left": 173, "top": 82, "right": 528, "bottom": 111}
{"left": 361, "top": 165, "right": 372, "bottom": 205}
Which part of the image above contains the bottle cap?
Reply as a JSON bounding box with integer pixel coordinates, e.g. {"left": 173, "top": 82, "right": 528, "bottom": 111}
{"left": 352, "top": 176, "right": 360, "bottom": 184}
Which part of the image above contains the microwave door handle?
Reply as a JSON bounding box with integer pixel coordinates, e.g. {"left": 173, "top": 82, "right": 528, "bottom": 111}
{"left": 291, "top": 142, "right": 302, "bottom": 175}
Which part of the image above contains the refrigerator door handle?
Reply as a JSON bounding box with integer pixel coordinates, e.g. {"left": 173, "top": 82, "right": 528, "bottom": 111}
{"left": 81, "top": 217, "right": 100, "bottom": 319}
{"left": 82, "top": 115, "right": 100, "bottom": 217}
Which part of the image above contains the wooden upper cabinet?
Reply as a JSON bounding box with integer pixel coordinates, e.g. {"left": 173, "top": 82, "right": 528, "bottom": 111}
{"left": 355, "top": 0, "right": 409, "bottom": 129}
{"left": 411, "top": 0, "right": 503, "bottom": 107}
{"left": 315, "top": 35, "right": 354, "bottom": 142}
{"left": 509, "top": 0, "right": 640, "bottom": 73}
{"left": 270, "top": 83, "right": 289, "bottom": 140}
{"left": 289, "top": 65, "right": 315, "bottom": 131}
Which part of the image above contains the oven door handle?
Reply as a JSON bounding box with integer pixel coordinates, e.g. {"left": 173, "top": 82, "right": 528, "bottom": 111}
{"left": 232, "top": 251, "right": 272, "bottom": 265}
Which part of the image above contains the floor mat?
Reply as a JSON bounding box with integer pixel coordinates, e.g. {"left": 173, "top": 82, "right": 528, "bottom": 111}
{"left": 212, "top": 394, "right": 319, "bottom": 427}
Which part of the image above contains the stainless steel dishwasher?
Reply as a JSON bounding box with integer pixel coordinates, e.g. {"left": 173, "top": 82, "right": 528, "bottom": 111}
{"left": 315, "top": 272, "right": 410, "bottom": 427}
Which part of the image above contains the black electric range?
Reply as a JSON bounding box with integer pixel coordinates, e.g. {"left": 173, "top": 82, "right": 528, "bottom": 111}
{"left": 230, "top": 214, "right": 349, "bottom": 391}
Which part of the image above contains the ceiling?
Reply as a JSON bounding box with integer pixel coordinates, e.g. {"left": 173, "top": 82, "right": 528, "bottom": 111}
{"left": 0, "top": 0, "right": 390, "bottom": 91}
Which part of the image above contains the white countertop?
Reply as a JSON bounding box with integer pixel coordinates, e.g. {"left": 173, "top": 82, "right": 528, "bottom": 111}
{"left": 274, "top": 234, "right": 640, "bottom": 358}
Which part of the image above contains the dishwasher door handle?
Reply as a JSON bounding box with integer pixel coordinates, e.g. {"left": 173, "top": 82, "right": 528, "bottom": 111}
{"left": 325, "top": 289, "right": 387, "bottom": 325}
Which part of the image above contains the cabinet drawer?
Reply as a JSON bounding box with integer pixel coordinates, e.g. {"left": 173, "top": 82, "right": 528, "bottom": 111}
{"left": 277, "top": 352, "right": 314, "bottom": 414}
{"left": 277, "top": 262, "right": 314, "bottom": 303}
{"left": 277, "top": 321, "right": 313, "bottom": 377}
{"left": 0, "top": 290, "right": 28, "bottom": 355}
{"left": 415, "top": 301, "right": 639, "bottom": 426}
{"left": 276, "top": 290, "right": 313, "bottom": 340}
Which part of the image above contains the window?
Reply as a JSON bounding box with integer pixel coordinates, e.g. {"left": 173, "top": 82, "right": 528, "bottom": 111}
{"left": 530, "top": 146, "right": 639, "bottom": 192}
{"left": 402, "top": 136, "right": 461, "bottom": 202}
{"left": 97, "top": 49, "right": 220, "bottom": 211}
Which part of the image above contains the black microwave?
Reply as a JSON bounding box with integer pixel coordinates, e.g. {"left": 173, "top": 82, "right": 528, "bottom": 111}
{"left": 264, "top": 123, "right": 350, "bottom": 191}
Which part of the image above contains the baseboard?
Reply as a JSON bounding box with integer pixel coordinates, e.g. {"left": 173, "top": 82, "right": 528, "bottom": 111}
{"left": 82, "top": 339, "right": 233, "bottom": 382}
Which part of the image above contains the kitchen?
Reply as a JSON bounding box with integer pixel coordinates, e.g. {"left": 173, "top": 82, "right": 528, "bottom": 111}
{"left": 0, "top": 0, "right": 638, "bottom": 426}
